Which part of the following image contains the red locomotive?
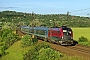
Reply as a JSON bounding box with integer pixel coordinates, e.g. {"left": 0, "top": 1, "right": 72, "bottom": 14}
{"left": 48, "top": 26, "right": 74, "bottom": 45}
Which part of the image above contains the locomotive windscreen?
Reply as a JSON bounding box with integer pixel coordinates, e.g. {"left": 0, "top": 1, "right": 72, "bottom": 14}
{"left": 63, "top": 29, "right": 71, "bottom": 35}
{"left": 62, "top": 28, "right": 72, "bottom": 40}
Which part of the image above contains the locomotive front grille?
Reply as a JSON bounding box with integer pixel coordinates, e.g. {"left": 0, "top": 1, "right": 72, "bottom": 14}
{"left": 63, "top": 35, "right": 72, "bottom": 40}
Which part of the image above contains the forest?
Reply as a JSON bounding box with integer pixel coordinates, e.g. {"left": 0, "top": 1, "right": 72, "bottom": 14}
{"left": 0, "top": 11, "right": 90, "bottom": 28}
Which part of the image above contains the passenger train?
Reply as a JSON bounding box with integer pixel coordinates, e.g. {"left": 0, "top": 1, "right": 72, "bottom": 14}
{"left": 20, "top": 26, "right": 78, "bottom": 45}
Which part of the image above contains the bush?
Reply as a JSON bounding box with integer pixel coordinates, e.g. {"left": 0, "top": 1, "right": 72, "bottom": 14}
{"left": 21, "top": 34, "right": 32, "bottom": 47}
{"left": 0, "top": 46, "right": 5, "bottom": 57}
{"left": 33, "top": 42, "right": 51, "bottom": 51}
{"left": 23, "top": 42, "right": 50, "bottom": 60}
{"left": 0, "top": 29, "right": 20, "bottom": 57}
{"left": 23, "top": 42, "right": 63, "bottom": 60}
{"left": 78, "top": 36, "right": 90, "bottom": 46}
{"left": 1, "top": 29, "right": 12, "bottom": 39}
{"left": 32, "top": 38, "right": 38, "bottom": 44}
{"left": 37, "top": 48, "right": 63, "bottom": 60}
{"left": 79, "top": 41, "right": 90, "bottom": 46}
{"left": 0, "top": 42, "right": 7, "bottom": 57}
{"left": 2, "top": 33, "right": 20, "bottom": 48}
{"left": 78, "top": 36, "right": 88, "bottom": 42}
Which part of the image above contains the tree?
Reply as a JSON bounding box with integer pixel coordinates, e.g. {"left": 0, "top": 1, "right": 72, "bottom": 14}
{"left": 34, "top": 19, "right": 41, "bottom": 27}
{"left": 1, "top": 29, "right": 12, "bottom": 39}
{"left": 0, "top": 29, "right": 20, "bottom": 56}
{"left": 37, "top": 48, "right": 62, "bottom": 60}
{"left": 21, "top": 34, "right": 32, "bottom": 47}
{"left": 23, "top": 42, "right": 63, "bottom": 60}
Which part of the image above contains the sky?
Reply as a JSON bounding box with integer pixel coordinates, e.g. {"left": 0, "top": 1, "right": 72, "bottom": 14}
{"left": 0, "top": 0, "right": 90, "bottom": 16}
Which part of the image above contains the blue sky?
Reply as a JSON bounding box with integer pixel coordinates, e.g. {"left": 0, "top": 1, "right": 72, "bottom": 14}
{"left": 0, "top": 0, "right": 90, "bottom": 16}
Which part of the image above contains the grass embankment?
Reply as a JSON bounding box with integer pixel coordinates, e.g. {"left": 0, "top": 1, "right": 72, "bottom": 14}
{"left": 0, "top": 40, "right": 84, "bottom": 60}
{"left": 0, "top": 41, "right": 30, "bottom": 60}
{"left": 72, "top": 28, "right": 90, "bottom": 41}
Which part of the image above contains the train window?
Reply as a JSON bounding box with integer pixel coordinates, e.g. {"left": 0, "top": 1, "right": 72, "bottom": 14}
{"left": 35, "top": 30, "right": 46, "bottom": 35}
{"left": 62, "top": 28, "right": 72, "bottom": 36}
{"left": 67, "top": 28, "right": 72, "bottom": 35}
{"left": 63, "top": 32, "right": 67, "bottom": 35}
{"left": 68, "top": 31, "right": 71, "bottom": 34}
{"left": 63, "top": 30, "right": 67, "bottom": 32}
{"left": 63, "top": 30, "right": 71, "bottom": 35}
{"left": 63, "top": 30, "right": 68, "bottom": 35}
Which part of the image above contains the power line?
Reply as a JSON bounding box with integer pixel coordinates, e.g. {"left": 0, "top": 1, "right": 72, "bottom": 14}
{"left": 70, "top": 8, "right": 90, "bottom": 13}
{"left": 67, "top": 8, "right": 90, "bottom": 17}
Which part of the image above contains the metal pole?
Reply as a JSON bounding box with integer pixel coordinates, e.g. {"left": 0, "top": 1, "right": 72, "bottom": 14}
{"left": 32, "top": 12, "right": 34, "bottom": 38}
{"left": 67, "top": 11, "right": 69, "bottom": 21}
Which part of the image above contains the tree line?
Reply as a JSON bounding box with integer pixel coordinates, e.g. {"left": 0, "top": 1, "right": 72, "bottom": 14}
{"left": 0, "top": 11, "right": 90, "bottom": 27}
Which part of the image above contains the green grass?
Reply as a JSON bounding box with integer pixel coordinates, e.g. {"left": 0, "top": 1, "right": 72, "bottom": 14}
{"left": 0, "top": 41, "right": 31, "bottom": 60}
{"left": 72, "top": 28, "right": 90, "bottom": 41}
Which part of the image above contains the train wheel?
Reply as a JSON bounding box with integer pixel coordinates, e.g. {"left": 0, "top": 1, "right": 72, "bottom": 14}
{"left": 72, "top": 40, "right": 78, "bottom": 46}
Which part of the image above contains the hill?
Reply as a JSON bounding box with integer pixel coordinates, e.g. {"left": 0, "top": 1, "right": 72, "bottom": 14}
{"left": 0, "top": 11, "right": 90, "bottom": 27}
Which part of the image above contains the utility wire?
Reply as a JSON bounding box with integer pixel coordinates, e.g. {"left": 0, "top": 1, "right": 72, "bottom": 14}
{"left": 70, "top": 8, "right": 90, "bottom": 13}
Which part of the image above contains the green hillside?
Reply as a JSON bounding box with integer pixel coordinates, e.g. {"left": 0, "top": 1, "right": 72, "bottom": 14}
{"left": 0, "top": 11, "right": 90, "bottom": 27}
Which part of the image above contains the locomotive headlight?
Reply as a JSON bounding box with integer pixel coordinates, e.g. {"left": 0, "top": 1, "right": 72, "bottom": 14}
{"left": 69, "top": 31, "right": 71, "bottom": 34}
{"left": 62, "top": 37, "right": 63, "bottom": 39}
{"left": 59, "top": 41, "right": 63, "bottom": 43}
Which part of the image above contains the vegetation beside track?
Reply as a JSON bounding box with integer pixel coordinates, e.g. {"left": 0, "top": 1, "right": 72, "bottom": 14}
{"left": 78, "top": 36, "right": 90, "bottom": 46}
{"left": 0, "top": 29, "right": 20, "bottom": 57}
{"left": 72, "top": 28, "right": 90, "bottom": 46}
{"left": 0, "top": 40, "right": 84, "bottom": 60}
{"left": 72, "top": 28, "right": 90, "bottom": 41}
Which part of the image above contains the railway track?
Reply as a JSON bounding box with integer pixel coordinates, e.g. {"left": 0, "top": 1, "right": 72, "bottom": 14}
{"left": 64, "top": 44, "right": 90, "bottom": 54}
{"left": 38, "top": 40, "right": 90, "bottom": 60}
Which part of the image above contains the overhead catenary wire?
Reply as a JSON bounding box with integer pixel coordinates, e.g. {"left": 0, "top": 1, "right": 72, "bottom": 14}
{"left": 69, "top": 8, "right": 90, "bottom": 13}
{"left": 67, "top": 8, "right": 90, "bottom": 17}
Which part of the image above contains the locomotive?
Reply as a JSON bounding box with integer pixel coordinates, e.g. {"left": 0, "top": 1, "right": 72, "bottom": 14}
{"left": 20, "top": 26, "right": 77, "bottom": 45}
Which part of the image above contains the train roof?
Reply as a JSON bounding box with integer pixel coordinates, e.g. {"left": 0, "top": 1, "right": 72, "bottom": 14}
{"left": 21, "top": 26, "right": 29, "bottom": 28}
{"left": 21, "top": 26, "right": 49, "bottom": 30}
{"left": 49, "top": 26, "right": 72, "bottom": 31}
{"left": 34, "top": 27, "right": 49, "bottom": 30}
{"left": 21, "top": 26, "right": 71, "bottom": 31}
{"left": 49, "top": 28, "right": 61, "bottom": 31}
